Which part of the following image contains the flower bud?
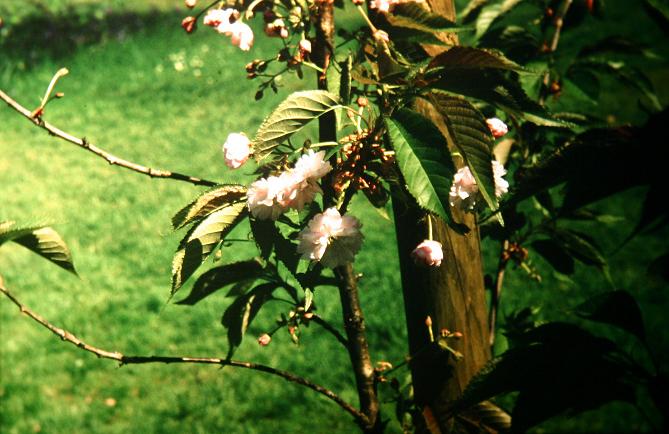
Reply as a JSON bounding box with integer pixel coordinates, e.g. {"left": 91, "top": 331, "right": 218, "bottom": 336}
{"left": 411, "top": 240, "right": 443, "bottom": 267}
{"left": 257, "top": 333, "right": 271, "bottom": 346}
{"left": 373, "top": 29, "right": 390, "bottom": 44}
{"left": 486, "top": 117, "right": 508, "bottom": 138}
{"left": 356, "top": 96, "right": 368, "bottom": 107}
{"left": 452, "top": 331, "right": 463, "bottom": 339}
{"left": 185, "top": 0, "right": 197, "bottom": 9}
{"left": 181, "top": 16, "right": 197, "bottom": 34}
{"left": 298, "top": 39, "right": 312, "bottom": 59}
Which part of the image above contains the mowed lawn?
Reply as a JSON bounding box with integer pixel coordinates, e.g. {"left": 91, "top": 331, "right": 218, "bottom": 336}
{"left": 1, "top": 2, "right": 667, "bottom": 433}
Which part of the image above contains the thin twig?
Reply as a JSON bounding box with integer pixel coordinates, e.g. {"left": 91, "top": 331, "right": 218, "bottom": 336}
{"left": 488, "top": 240, "right": 509, "bottom": 347}
{"left": 311, "top": 314, "right": 349, "bottom": 349}
{"left": 0, "top": 282, "right": 365, "bottom": 424}
{"left": 539, "top": 0, "right": 573, "bottom": 105}
{"left": 0, "top": 89, "right": 217, "bottom": 187}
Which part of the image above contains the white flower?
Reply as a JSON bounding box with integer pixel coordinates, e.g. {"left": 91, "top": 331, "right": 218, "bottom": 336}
{"left": 293, "top": 150, "right": 332, "bottom": 181}
{"left": 369, "top": 0, "right": 400, "bottom": 13}
{"left": 228, "top": 21, "right": 254, "bottom": 51}
{"left": 449, "top": 161, "right": 509, "bottom": 211}
{"left": 486, "top": 117, "right": 508, "bottom": 138}
{"left": 222, "top": 133, "right": 251, "bottom": 169}
{"left": 185, "top": 0, "right": 197, "bottom": 9}
{"left": 203, "top": 8, "right": 235, "bottom": 28}
{"left": 297, "top": 207, "right": 363, "bottom": 268}
{"left": 449, "top": 165, "right": 479, "bottom": 211}
{"left": 411, "top": 240, "right": 443, "bottom": 267}
{"left": 247, "top": 176, "right": 287, "bottom": 220}
{"left": 493, "top": 160, "right": 509, "bottom": 197}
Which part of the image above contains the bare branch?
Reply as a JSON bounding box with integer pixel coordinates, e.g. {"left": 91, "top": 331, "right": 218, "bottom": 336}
{"left": 0, "top": 281, "right": 365, "bottom": 424}
{"left": 311, "top": 313, "right": 349, "bottom": 349}
{"left": 0, "top": 88, "right": 217, "bottom": 187}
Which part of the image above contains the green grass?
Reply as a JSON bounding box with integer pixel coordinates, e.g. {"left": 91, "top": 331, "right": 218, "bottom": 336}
{"left": 1, "top": 2, "right": 668, "bottom": 433}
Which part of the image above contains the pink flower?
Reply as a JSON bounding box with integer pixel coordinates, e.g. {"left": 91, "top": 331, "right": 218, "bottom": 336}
{"left": 229, "top": 21, "right": 254, "bottom": 51}
{"left": 369, "top": 0, "right": 400, "bottom": 13}
{"left": 486, "top": 118, "right": 508, "bottom": 138}
{"left": 247, "top": 176, "right": 287, "bottom": 220}
{"left": 297, "top": 208, "right": 363, "bottom": 268}
{"left": 411, "top": 240, "right": 443, "bottom": 267}
{"left": 203, "top": 8, "right": 235, "bottom": 28}
{"left": 449, "top": 161, "right": 509, "bottom": 211}
{"left": 493, "top": 160, "right": 509, "bottom": 197}
{"left": 222, "top": 133, "right": 251, "bottom": 169}
{"left": 294, "top": 150, "right": 332, "bottom": 181}
{"left": 258, "top": 333, "right": 271, "bottom": 346}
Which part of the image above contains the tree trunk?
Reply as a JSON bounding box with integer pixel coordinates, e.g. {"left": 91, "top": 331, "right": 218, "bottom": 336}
{"left": 392, "top": 0, "right": 491, "bottom": 431}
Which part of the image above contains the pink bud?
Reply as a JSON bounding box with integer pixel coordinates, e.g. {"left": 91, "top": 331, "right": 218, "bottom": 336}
{"left": 299, "top": 39, "right": 312, "bottom": 58}
{"left": 486, "top": 118, "right": 508, "bottom": 138}
{"left": 373, "top": 30, "right": 390, "bottom": 44}
{"left": 258, "top": 333, "right": 271, "bottom": 346}
{"left": 411, "top": 240, "right": 443, "bottom": 267}
{"left": 181, "top": 16, "right": 197, "bottom": 34}
{"left": 222, "top": 133, "right": 251, "bottom": 169}
{"left": 185, "top": 0, "right": 197, "bottom": 8}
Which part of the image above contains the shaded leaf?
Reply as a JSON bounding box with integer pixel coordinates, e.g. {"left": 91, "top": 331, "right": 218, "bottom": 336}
{"left": 386, "top": 109, "right": 460, "bottom": 228}
{"left": 253, "top": 90, "right": 341, "bottom": 160}
{"left": 0, "top": 222, "right": 76, "bottom": 274}
{"left": 576, "top": 290, "right": 646, "bottom": 341}
{"left": 172, "top": 185, "right": 247, "bottom": 229}
{"left": 221, "top": 282, "right": 278, "bottom": 359}
{"left": 453, "top": 322, "right": 636, "bottom": 432}
{"left": 429, "top": 93, "right": 501, "bottom": 224}
{"left": 172, "top": 202, "right": 247, "bottom": 294}
{"left": 475, "top": 0, "right": 524, "bottom": 38}
{"left": 176, "top": 259, "right": 265, "bottom": 305}
{"left": 427, "top": 46, "right": 525, "bottom": 72}
{"left": 531, "top": 239, "right": 575, "bottom": 275}
{"left": 388, "top": 1, "right": 459, "bottom": 32}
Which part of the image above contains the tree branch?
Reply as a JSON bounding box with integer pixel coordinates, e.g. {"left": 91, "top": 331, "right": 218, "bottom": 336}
{"left": 0, "top": 281, "right": 364, "bottom": 425}
{"left": 311, "top": 313, "right": 349, "bottom": 349}
{"left": 488, "top": 239, "right": 510, "bottom": 347}
{"left": 0, "top": 88, "right": 218, "bottom": 187}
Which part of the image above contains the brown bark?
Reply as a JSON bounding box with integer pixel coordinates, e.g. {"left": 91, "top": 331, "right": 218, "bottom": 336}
{"left": 392, "top": 0, "right": 491, "bottom": 431}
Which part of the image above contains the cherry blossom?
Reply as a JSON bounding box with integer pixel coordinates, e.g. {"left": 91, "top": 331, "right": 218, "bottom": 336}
{"left": 297, "top": 207, "right": 363, "bottom": 268}
{"left": 222, "top": 133, "right": 251, "bottom": 169}
{"left": 411, "top": 240, "right": 444, "bottom": 267}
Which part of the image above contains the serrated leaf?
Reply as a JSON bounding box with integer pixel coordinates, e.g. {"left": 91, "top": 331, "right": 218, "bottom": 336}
{"left": 386, "top": 109, "right": 459, "bottom": 227}
{"left": 221, "top": 282, "right": 278, "bottom": 359}
{"left": 576, "top": 290, "right": 646, "bottom": 342}
{"left": 387, "top": 1, "right": 459, "bottom": 33}
{"left": 549, "top": 228, "right": 607, "bottom": 271}
{"left": 475, "top": 0, "right": 524, "bottom": 38}
{"left": 172, "top": 185, "right": 247, "bottom": 230}
{"left": 427, "top": 46, "right": 525, "bottom": 72}
{"left": 171, "top": 202, "right": 247, "bottom": 294}
{"left": 428, "top": 94, "right": 502, "bottom": 224}
{"left": 0, "top": 222, "right": 76, "bottom": 274}
{"left": 253, "top": 90, "right": 341, "bottom": 160}
{"left": 176, "top": 259, "right": 265, "bottom": 305}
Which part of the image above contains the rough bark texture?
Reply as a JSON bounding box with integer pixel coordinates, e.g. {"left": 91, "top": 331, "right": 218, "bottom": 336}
{"left": 392, "top": 0, "right": 491, "bottom": 430}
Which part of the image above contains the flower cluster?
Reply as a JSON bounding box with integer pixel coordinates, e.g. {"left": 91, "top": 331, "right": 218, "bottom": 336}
{"left": 297, "top": 207, "right": 363, "bottom": 268}
{"left": 203, "top": 9, "right": 254, "bottom": 51}
{"left": 247, "top": 151, "right": 332, "bottom": 220}
{"left": 486, "top": 117, "right": 508, "bottom": 139}
{"left": 449, "top": 160, "right": 509, "bottom": 211}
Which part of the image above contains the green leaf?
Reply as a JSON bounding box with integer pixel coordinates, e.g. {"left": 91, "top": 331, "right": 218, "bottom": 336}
{"left": 430, "top": 70, "right": 566, "bottom": 127}
{"left": 0, "top": 221, "right": 76, "bottom": 274}
{"left": 387, "top": 1, "right": 459, "bottom": 33}
{"left": 221, "top": 282, "right": 278, "bottom": 358}
{"left": 531, "top": 239, "right": 575, "bottom": 275}
{"left": 475, "top": 0, "right": 524, "bottom": 38}
{"left": 172, "top": 185, "right": 247, "bottom": 230}
{"left": 176, "top": 259, "right": 266, "bottom": 305}
{"left": 253, "top": 90, "right": 341, "bottom": 160}
{"left": 303, "top": 287, "right": 314, "bottom": 312}
{"left": 549, "top": 228, "right": 608, "bottom": 271}
{"left": 576, "top": 290, "right": 646, "bottom": 342}
{"left": 427, "top": 46, "right": 525, "bottom": 72}
{"left": 428, "top": 93, "right": 502, "bottom": 224}
{"left": 386, "top": 109, "right": 461, "bottom": 229}
{"left": 171, "top": 202, "right": 247, "bottom": 294}
{"left": 454, "top": 322, "right": 636, "bottom": 432}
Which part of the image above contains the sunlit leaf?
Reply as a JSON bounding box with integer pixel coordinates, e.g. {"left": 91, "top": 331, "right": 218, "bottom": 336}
{"left": 171, "top": 202, "right": 247, "bottom": 294}
{"left": 253, "top": 90, "right": 341, "bottom": 160}
{"left": 387, "top": 1, "right": 459, "bottom": 33}
{"left": 172, "top": 185, "right": 247, "bottom": 229}
{"left": 427, "top": 46, "right": 525, "bottom": 72}
{"left": 386, "top": 109, "right": 461, "bottom": 229}
{"left": 0, "top": 221, "right": 76, "bottom": 274}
